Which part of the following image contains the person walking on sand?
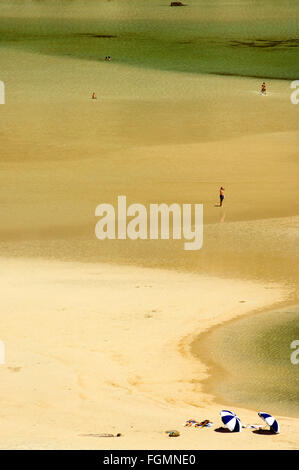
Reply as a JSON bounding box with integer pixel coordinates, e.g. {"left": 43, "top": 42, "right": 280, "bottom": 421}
{"left": 219, "top": 186, "right": 225, "bottom": 207}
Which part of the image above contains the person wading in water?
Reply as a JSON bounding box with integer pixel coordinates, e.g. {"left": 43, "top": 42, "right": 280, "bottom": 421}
{"left": 261, "top": 82, "right": 267, "bottom": 95}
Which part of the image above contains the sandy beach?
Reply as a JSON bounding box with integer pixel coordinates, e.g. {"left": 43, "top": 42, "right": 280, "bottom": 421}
{"left": 0, "top": 0, "right": 298, "bottom": 450}
{"left": 1, "top": 256, "right": 298, "bottom": 450}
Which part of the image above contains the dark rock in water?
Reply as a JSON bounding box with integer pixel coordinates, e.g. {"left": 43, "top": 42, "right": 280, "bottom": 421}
{"left": 170, "top": 2, "right": 186, "bottom": 6}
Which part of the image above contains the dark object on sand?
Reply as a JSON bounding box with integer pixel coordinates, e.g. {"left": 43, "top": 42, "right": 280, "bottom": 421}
{"left": 79, "top": 433, "right": 121, "bottom": 438}
{"left": 168, "top": 430, "right": 180, "bottom": 437}
{"left": 170, "top": 2, "right": 186, "bottom": 6}
{"left": 195, "top": 419, "right": 213, "bottom": 429}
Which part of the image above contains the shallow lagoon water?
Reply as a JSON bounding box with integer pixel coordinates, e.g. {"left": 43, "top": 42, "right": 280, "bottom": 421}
{"left": 0, "top": 0, "right": 299, "bottom": 79}
{"left": 192, "top": 305, "right": 299, "bottom": 417}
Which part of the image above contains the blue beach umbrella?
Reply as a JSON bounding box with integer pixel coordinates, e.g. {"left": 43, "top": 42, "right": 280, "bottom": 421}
{"left": 258, "top": 412, "right": 280, "bottom": 434}
{"left": 220, "top": 410, "right": 242, "bottom": 432}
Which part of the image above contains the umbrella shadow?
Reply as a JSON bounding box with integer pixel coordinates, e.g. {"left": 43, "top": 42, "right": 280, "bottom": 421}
{"left": 252, "top": 429, "right": 276, "bottom": 435}
{"left": 214, "top": 426, "right": 232, "bottom": 433}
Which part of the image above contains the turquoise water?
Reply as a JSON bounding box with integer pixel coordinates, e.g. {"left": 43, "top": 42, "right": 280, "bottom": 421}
{"left": 192, "top": 306, "right": 299, "bottom": 417}
{"left": 0, "top": 0, "right": 299, "bottom": 78}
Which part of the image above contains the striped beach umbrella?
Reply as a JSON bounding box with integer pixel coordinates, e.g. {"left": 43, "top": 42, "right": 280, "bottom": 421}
{"left": 220, "top": 410, "right": 242, "bottom": 432}
{"left": 258, "top": 412, "right": 280, "bottom": 434}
